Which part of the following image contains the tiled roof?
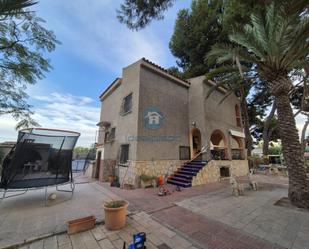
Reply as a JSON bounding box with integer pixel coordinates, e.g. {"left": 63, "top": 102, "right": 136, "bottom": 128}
{"left": 141, "top": 58, "right": 190, "bottom": 85}
{"left": 99, "top": 78, "right": 122, "bottom": 99}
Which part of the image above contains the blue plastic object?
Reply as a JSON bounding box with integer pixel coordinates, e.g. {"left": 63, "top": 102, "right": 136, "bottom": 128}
{"left": 127, "top": 232, "right": 146, "bottom": 249}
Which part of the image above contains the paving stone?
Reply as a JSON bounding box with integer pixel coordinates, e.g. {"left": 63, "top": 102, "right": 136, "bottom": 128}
{"left": 91, "top": 227, "right": 106, "bottom": 241}
{"left": 19, "top": 246, "right": 29, "bottom": 249}
{"left": 57, "top": 234, "right": 71, "bottom": 246}
{"left": 292, "top": 235, "right": 309, "bottom": 249}
{"left": 58, "top": 243, "right": 72, "bottom": 249}
{"left": 148, "top": 233, "right": 164, "bottom": 246}
{"left": 111, "top": 239, "right": 125, "bottom": 249}
{"left": 44, "top": 236, "right": 58, "bottom": 249}
{"left": 29, "top": 240, "right": 44, "bottom": 249}
{"left": 98, "top": 239, "right": 115, "bottom": 249}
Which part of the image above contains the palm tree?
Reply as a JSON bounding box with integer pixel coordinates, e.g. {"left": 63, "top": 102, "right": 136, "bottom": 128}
{"left": 207, "top": 1, "right": 309, "bottom": 208}
{"left": 0, "top": 0, "right": 36, "bottom": 18}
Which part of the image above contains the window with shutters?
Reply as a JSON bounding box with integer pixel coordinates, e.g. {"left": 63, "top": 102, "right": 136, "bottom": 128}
{"left": 121, "top": 93, "right": 132, "bottom": 115}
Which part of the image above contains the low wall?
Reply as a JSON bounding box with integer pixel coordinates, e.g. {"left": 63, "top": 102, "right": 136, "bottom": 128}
{"left": 118, "top": 160, "right": 185, "bottom": 187}
{"left": 192, "top": 160, "right": 249, "bottom": 186}
{"left": 99, "top": 159, "right": 117, "bottom": 182}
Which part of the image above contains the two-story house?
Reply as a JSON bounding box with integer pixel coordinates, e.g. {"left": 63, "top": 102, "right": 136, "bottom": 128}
{"left": 95, "top": 58, "right": 248, "bottom": 188}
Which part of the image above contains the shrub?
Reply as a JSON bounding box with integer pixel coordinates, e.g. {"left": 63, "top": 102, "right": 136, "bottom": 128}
{"left": 104, "top": 200, "right": 126, "bottom": 208}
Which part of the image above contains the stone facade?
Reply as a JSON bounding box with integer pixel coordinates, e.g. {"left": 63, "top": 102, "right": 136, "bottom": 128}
{"left": 192, "top": 160, "right": 249, "bottom": 186}
{"left": 118, "top": 160, "right": 185, "bottom": 187}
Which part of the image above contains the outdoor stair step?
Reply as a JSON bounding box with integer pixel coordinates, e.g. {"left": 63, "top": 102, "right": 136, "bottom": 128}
{"left": 173, "top": 173, "right": 193, "bottom": 179}
{"left": 179, "top": 168, "right": 200, "bottom": 173}
{"left": 188, "top": 162, "right": 206, "bottom": 166}
{"left": 177, "top": 170, "right": 198, "bottom": 176}
{"left": 191, "top": 160, "right": 207, "bottom": 164}
{"left": 167, "top": 178, "right": 191, "bottom": 188}
{"left": 168, "top": 176, "right": 191, "bottom": 183}
{"left": 183, "top": 165, "right": 204, "bottom": 169}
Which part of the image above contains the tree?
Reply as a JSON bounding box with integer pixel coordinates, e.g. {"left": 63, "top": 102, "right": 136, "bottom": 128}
{"left": 0, "top": 0, "right": 36, "bottom": 17}
{"left": 207, "top": 1, "right": 309, "bottom": 208}
{"left": 117, "top": 0, "right": 175, "bottom": 30}
{"left": 169, "top": 0, "right": 225, "bottom": 78}
{"left": 0, "top": 9, "right": 59, "bottom": 129}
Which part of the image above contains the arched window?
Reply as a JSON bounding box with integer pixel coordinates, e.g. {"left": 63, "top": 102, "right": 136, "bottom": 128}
{"left": 235, "top": 105, "right": 241, "bottom": 127}
{"left": 210, "top": 130, "right": 228, "bottom": 160}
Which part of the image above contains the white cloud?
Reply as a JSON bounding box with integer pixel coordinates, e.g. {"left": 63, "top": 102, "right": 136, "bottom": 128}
{"left": 0, "top": 92, "right": 100, "bottom": 147}
{"left": 36, "top": 0, "right": 171, "bottom": 74}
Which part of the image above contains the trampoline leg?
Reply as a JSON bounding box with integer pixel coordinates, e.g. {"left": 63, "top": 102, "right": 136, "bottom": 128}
{"left": 0, "top": 190, "right": 6, "bottom": 201}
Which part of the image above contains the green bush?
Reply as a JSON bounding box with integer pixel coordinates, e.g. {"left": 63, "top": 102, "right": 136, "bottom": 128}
{"left": 104, "top": 200, "right": 126, "bottom": 208}
{"left": 140, "top": 174, "right": 155, "bottom": 182}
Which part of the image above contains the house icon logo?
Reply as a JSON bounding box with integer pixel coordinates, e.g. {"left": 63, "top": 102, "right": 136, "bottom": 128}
{"left": 144, "top": 107, "right": 164, "bottom": 129}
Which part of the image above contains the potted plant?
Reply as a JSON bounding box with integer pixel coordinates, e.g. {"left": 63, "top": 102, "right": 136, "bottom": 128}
{"left": 140, "top": 174, "right": 155, "bottom": 188}
{"left": 103, "top": 200, "right": 129, "bottom": 230}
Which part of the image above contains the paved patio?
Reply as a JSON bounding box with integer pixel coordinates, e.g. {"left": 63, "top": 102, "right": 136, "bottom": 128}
{"left": 0, "top": 181, "right": 120, "bottom": 248}
{"left": 1, "top": 174, "right": 309, "bottom": 249}
{"left": 18, "top": 212, "right": 198, "bottom": 249}
{"left": 105, "top": 175, "right": 309, "bottom": 249}
{"left": 175, "top": 186, "right": 309, "bottom": 249}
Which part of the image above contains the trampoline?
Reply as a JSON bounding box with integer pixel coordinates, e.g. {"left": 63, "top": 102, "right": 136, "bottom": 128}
{"left": 0, "top": 128, "right": 80, "bottom": 205}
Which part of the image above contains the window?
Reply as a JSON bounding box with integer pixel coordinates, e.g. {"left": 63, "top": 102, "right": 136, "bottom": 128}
{"left": 120, "top": 144, "right": 129, "bottom": 164}
{"left": 179, "top": 146, "right": 190, "bottom": 160}
{"left": 104, "top": 127, "right": 116, "bottom": 143}
{"left": 109, "top": 127, "right": 116, "bottom": 141}
{"left": 104, "top": 131, "right": 109, "bottom": 143}
{"left": 235, "top": 105, "right": 241, "bottom": 127}
{"left": 121, "top": 93, "right": 132, "bottom": 115}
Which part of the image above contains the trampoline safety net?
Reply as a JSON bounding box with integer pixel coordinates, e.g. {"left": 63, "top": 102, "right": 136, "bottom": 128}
{"left": 0, "top": 128, "right": 80, "bottom": 189}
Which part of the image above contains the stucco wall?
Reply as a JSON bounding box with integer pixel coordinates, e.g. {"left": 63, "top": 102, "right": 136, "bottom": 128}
{"left": 188, "top": 76, "right": 245, "bottom": 159}
{"left": 98, "top": 61, "right": 141, "bottom": 161}
{"left": 136, "top": 66, "right": 190, "bottom": 160}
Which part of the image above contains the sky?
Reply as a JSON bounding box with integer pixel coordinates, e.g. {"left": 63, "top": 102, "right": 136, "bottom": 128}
{"left": 0, "top": 0, "right": 307, "bottom": 147}
{"left": 0, "top": 0, "right": 191, "bottom": 147}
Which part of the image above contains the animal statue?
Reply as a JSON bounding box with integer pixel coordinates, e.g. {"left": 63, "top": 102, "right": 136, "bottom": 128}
{"left": 229, "top": 176, "right": 244, "bottom": 196}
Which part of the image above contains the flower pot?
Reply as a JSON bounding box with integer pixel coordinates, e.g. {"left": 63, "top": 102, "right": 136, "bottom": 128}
{"left": 103, "top": 200, "right": 129, "bottom": 231}
{"left": 140, "top": 179, "right": 153, "bottom": 188}
{"left": 67, "top": 215, "right": 96, "bottom": 235}
{"left": 108, "top": 176, "right": 114, "bottom": 183}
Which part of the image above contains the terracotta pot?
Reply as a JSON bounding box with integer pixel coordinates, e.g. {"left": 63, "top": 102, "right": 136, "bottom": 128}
{"left": 67, "top": 215, "right": 96, "bottom": 235}
{"left": 140, "top": 179, "right": 152, "bottom": 188}
{"left": 103, "top": 200, "right": 129, "bottom": 230}
{"left": 108, "top": 176, "right": 114, "bottom": 183}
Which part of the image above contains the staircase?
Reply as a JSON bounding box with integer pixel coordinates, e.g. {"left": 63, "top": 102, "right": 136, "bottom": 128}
{"left": 167, "top": 160, "right": 207, "bottom": 188}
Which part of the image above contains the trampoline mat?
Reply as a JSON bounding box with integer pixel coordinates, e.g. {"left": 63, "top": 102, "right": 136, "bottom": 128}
{"left": 1, "top": 177, "right": 70, "bottom": 189}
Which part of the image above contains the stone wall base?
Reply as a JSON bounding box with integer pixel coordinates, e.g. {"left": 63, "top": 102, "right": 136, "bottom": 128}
{"left": 118, "top": 160, "right": 185, "bottom": 187}
{"left": 192, "top": 160, "right": 249, "bottom": 186}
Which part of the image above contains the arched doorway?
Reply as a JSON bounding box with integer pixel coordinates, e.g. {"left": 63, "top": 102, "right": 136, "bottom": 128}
{"left": 231, "top": 136, "right": 244, "bottom": 160}
{"left": 210, "top": 130, "right": 228, "bottom": 160}
{"left": 190, "top": 128, "right": 202, "bottom": 159}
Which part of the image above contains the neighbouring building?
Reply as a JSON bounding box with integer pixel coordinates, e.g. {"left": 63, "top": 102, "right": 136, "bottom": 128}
{"left": 95, "top": 58, "right": 248, "bottom": 187}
